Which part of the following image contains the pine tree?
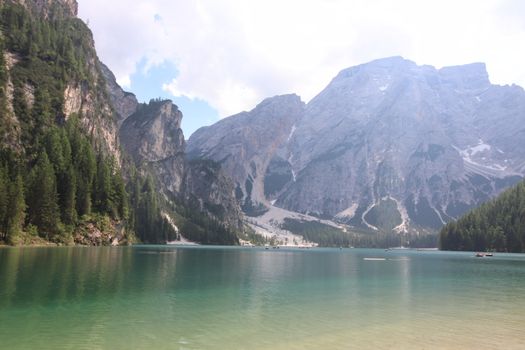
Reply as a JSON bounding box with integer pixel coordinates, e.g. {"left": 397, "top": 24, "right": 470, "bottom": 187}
{"left": 0, "top": 164, "right": 8, "bottom": 240}
{"left": 440, "top": 180, "right": 525, "bottom": 252}
{"left": 74, "top": 139, "right": 96, "bottom": 217}
{"left": 44, "top": 128, "right": 65, "bottom": 173}
{"left": 61, "top": 164, "right": 77, "bottom": 225}
{"left": 93, "top": 154, "right": 112, "bottom": 215}
{"left": 111, "top": 169, "right": 128, "bottom": 220}
{"left": 27, "top": 150, "right": 61, "bottom": 239}
{"left": 32, "top": 87, "right": 53, "bottom": 142}
{"left": 6, "top": 174, "right": 26, "bottom": 244}
{"left": 136, "top": 176, "right": 159, "bottom": 242}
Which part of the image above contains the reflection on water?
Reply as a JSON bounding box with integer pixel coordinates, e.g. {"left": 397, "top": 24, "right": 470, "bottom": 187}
{"left": 1, "top": 247, "right": 525, "bottom": 349}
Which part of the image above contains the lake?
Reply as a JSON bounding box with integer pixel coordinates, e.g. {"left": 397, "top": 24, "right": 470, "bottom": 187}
{"left": 1, "top": 246, "right": 524, "bottom": 349}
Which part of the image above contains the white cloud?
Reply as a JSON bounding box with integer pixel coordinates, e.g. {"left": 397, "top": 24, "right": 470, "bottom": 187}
{"left": 78, "top": 0, "right": 525, "bottom": 117}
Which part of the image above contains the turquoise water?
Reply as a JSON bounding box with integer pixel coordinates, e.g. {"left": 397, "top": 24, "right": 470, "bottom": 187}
{"left": 1, "top": 246, "right": 525, "bottom": 349}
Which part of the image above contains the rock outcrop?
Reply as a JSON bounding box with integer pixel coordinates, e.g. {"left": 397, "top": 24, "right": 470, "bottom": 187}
{"left": 120, "top": 100, "right": 186, "bottom": 193}
{"left": 100, "top": 63, "right": 138, "bottom": 125}
{"left": 182, "top": 159, "right": 244, "bottom": 229}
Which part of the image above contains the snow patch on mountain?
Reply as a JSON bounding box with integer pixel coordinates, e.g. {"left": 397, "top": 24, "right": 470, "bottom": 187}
{"left": 454, "top": 140, "right": 511, "bottom": 177}
{"left": 460, "top": 139, "right": 491, "bottom": 159}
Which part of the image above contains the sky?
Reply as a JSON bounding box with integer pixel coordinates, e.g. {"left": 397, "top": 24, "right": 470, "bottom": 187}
{"left": 78, "top": 0, "right": 525, "bottom": 137}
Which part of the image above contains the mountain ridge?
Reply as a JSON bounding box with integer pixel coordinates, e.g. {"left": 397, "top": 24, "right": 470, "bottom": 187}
{"left": 188, "top": 56, "right": 525, "bottom": 235}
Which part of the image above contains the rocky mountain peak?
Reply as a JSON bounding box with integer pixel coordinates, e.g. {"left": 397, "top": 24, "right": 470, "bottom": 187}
{"left": 332, "top": 56, "right": 415, "bottom": 81}
{"left": 438, "top": 62, "right": 490, "bottom": 91}
{"left": 100, "top": 63, "right": 138, "bottom": 125}
{"left": 120, "top": 99, "right": 184, "bottom": 164}
{"left": 254, "top": 93, "right": 303, "bottom": 111}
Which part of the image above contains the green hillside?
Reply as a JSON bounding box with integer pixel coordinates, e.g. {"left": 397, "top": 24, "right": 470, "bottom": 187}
{"left": 440, "top": 180, "right": 525, "bottom": 252}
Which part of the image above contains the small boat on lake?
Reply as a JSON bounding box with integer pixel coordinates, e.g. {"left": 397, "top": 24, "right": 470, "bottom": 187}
{"left": 475, "top": 252, "right": 494, "bottom": 257}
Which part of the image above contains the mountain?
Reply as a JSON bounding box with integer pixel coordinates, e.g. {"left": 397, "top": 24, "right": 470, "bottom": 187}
{"left": 0, "top": 0, "right": 244, "bottom": 245}
{"left": 97, "top": 25, "right": 244, "bottom": 243}
{"left": 119, "top": 99, "right": 243, "bottom": 234}
{"left": 188, "top": 57, "right": 525, "bottom": 234}
{"left": 440, "top": 179, "right": 525, "bottom": 252}
{"left": 0, "top": 0, "right": 133, "bottom": 244}
{"left": 188, "top": 94, "right": 305, "bottom": 215}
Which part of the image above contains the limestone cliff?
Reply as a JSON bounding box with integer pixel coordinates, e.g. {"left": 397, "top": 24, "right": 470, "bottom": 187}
{"left": 120, "top": 100, "right": 186, "bottom": 193}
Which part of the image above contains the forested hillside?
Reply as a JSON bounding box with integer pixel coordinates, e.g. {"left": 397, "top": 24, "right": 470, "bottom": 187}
{"left": 0, "top": 1, "right": 245, "bottom": 246}
{"left": 0, "top": 2, "right": 178, "bottom": 245}
{"left": 440, "top": 180, "right": 525, "bottom": 252}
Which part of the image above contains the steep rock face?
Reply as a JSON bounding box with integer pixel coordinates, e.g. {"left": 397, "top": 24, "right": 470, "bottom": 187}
{"left": 1, "top": 51, "right": 22, "bottom": 149}
{"left": 120, "top": 100, "right": 186, "bottom": 193}
{"left": 62, "top": 78, "right": 122, "bottom": 161}
{"left": 1, "top": 0, "right": 121, "bottom": 159}
{"left": 182, "top": 159, "right": 244, "bottom": 229}
{"left": 120, "top": 101, "right": 185, "bottom": 163}
{"left": 187, "top": 94, "right": 305, "bottom": 213}
{"left": 100, "top": 63, "right": 138, "bottom": 125}
{"left": 189, "top": 57, "right": 525, "bottom": 233}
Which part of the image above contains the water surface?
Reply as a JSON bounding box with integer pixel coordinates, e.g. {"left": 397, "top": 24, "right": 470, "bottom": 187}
{"left": 1, "top": 246, "right": 524, "bottom": 349}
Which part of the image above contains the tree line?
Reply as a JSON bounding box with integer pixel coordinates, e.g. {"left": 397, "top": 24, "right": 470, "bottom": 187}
{"left": 0, "top": 119, "right": 128, "bottom": 243}
{"left": 282, "top": 218, "right": 438, "bottom": 248}
{"left": 440, "top": 182, "right": 525, "bottom": 253}
{"left": 440, "top": 180, "right": 525, "bottom": 252}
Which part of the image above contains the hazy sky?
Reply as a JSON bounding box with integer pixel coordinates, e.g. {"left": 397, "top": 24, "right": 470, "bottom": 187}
{"left": 78, "top": 0, "right": 525, "bottom": 137}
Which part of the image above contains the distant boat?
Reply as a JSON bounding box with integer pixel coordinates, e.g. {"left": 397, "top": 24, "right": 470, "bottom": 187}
{"left": 475, "top": 252, "right": 494, "bottom": 257}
